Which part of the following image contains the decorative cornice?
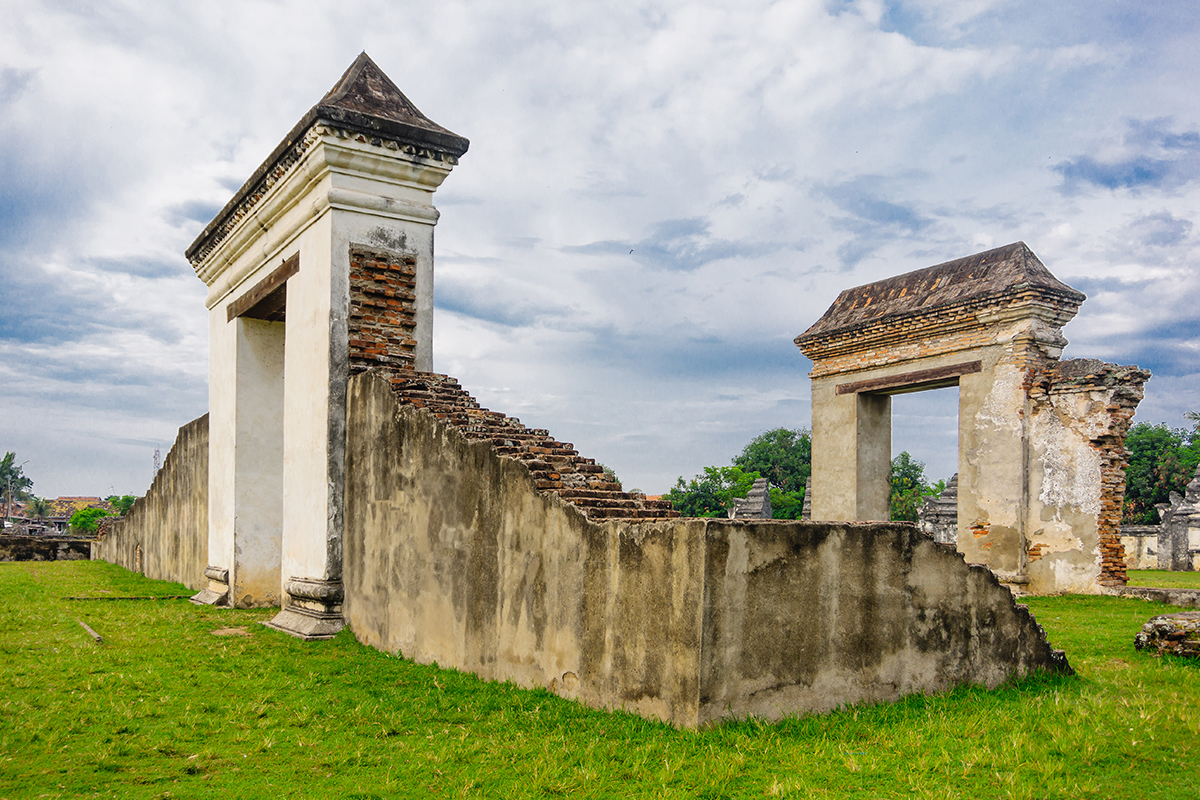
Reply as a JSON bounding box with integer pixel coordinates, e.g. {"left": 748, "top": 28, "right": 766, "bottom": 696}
{"left": 188, "top": 123, "right": 456, "bottom": 273}
{"left": 193, "top": 128, "right": 454, "bottom": 309}
{"left": 798, "top": 287, "right": 1080, "bottom": 368}
{"left": 188, "top": 123, "right": 324, "bottom": 269}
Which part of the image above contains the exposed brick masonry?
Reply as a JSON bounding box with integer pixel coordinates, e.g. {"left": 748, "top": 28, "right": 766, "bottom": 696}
{"left": 348, "top": 249, "right": 418, "bottom": 380}
{"left": 390, "top": 373, "right": 679, "bottom": 522}
{"left": 347, "top": 247, "right": 677, "bottom": 521}
{"left": 1028, "top": 362, "right": 1150, "bottom": 586}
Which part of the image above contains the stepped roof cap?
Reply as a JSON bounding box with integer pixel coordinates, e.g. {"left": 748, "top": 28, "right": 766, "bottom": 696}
{"left": 796, "top": 242, "right": 1085, "bottom": 346}
{"left": 187, "top": 53, "right": 468, "bottom": 262}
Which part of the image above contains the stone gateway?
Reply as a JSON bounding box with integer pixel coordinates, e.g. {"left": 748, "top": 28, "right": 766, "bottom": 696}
{"left": 796, "top": 244, "right": 1149, "bottom": 595}
{"left": 185, "top": 53, "right": 469, "bottom": 637}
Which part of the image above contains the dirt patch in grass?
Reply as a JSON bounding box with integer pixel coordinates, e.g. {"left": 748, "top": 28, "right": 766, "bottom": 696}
{"left": 211, "top": 626, "right": 252, "bottom": 637}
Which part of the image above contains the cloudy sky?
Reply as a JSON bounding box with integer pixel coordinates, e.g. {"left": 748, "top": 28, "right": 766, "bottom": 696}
{"left": 2, "top": 0, "right": 1198, "bottom": 498}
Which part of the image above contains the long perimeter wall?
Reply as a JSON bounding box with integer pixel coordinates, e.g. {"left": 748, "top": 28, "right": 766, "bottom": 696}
{"left": 344, "top": 373, "right": 1070, "bottom": 728}
{"left": 91, "top": 414, "right": 209, "bottom": 590}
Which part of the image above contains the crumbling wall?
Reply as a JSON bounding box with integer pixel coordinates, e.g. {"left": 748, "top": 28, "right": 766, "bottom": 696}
{"left": 388, "top": 372, "right": 678, "bottom": 522}
{"left": 91, "top": 414, "right": 209, "bottom": 589}
{"left": 343, "top": 372, "right": 1069, "bottom": 727}
{"left": 697, "top": 520, "right": 1069, "bottom": 723}
{"left": 0, "top": 537, "right": 91, "bottom": 562}
{"left": 1024, "top": 361, "right": 1148, "bottom": 592}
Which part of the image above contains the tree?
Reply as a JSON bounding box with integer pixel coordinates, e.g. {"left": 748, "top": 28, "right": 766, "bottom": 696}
{"left": 733, "top": 428, "right": 811, "bottom": 494}
{"left": 666, "top": 465, "right": 761, "bottom": 518}
{"left": 732, "top": 428, "right": 811, "bottom": 519}
{"left": 69, "top": 507, "right": 112, "bottom": 535}
{"left": 666, "top": 431, "right": 940, "bottom": 522}
{"left": 768, "top": 487, "right": 806, "bottom": 519}
{"left": 105, "top": 495, "right": 139, "bottom": 516}
{"left": 25, "top": 496, "right": 52, "bottom": 525}
{"left": 1123, "top": 421, "right": 1200, "bottom": 523}
{"left": 1, "top": 452, "right": 33, "bottom": 516}
{"left": 890, "top": 451, "right": 933, "bottom": 522}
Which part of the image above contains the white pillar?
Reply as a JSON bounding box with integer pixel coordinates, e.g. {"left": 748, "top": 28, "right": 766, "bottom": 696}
{"left": 187, "top": 54, "right": 467, "bottom": 638}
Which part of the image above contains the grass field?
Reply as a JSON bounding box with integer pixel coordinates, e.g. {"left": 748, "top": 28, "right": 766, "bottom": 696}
{"left": 0, "top": 561, "right": 1196, "bottom": 799}
{"left": 1127, "top": 569, "right": 1200, "bottom": 590}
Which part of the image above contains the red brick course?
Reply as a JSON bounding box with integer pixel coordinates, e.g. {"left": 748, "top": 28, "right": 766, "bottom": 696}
{"left": 349, "top": 249, "right": 418, "bottom": 381}
{"left": 389, "top": 373, "right": 679, "bottom": 522}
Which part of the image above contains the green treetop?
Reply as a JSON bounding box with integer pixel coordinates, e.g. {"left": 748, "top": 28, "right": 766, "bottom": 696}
{"left": 105, "top": 495, "right": 139, "bottom": 516}
{"left": 69, "top": 507, "right": 112, "bottom": 535}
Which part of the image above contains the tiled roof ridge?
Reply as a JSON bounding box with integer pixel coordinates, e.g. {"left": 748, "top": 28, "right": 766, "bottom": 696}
{"left": 389, "top": 372, "right": 679, "bottom": 522}
{"left": 46, "top": 497, "right": 108, "bottom": 517}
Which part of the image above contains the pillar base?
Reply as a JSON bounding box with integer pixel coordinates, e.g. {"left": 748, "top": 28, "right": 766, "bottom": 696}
{"left": 262, "top": 577, "right": 345, "bottom": 641}
{"left": 190, "top": 566, "right": 230, "bottom": 606}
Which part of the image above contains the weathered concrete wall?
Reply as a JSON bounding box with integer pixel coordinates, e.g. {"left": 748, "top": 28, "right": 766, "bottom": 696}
{"left": 344, "top": 373, "right": 1069, "bottom": 727}
{"left": 0, "top": 537, "right": 91, "bottom": 562}
{"left": 344, "top": 372, "right": 707, "bottom": 723}
{"left": 91, "top": 415, "right": 209, "bottom": 589}
{"left": 697, "top": 520, "right": 1066, "bottom": 723}
{"left": 1120, "top": 526, "right": 1159, "bottom": 570}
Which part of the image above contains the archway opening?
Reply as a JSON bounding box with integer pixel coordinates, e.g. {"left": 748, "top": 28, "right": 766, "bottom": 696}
{"left": 890, "top": 386, "right": 958, "bottom": 529}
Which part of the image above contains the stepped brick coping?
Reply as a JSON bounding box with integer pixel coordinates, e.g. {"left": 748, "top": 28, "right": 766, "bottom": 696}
{"left": 388, "top": 372, "right": 679, "bottom": 521}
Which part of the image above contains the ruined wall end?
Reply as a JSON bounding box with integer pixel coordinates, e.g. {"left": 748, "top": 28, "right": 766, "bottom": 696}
{"left": 91, "top": 414, "right": 209, "bottom": 589}
{"left": 698, "top": 520, "right": 1069, "bottom": 723}
{"left": 1025, "top": 362, "right": 1148, "bottom": 593}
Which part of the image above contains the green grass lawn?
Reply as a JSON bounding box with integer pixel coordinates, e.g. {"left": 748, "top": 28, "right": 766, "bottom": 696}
{"left": 1127, "top": 569, "right": 1200, "bottom": 590}
{"left": 0, "top": 562, "right": 1196, "bottom": 799}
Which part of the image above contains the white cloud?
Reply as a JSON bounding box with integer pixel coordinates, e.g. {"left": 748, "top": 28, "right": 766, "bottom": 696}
{"left": 1, "top": 0, "right": 1198, "bottom": 496}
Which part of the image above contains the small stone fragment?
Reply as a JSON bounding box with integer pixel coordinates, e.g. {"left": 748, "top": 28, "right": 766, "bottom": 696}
{"left": 1134, "top": 612, "right": 1200, "bottom": 658}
